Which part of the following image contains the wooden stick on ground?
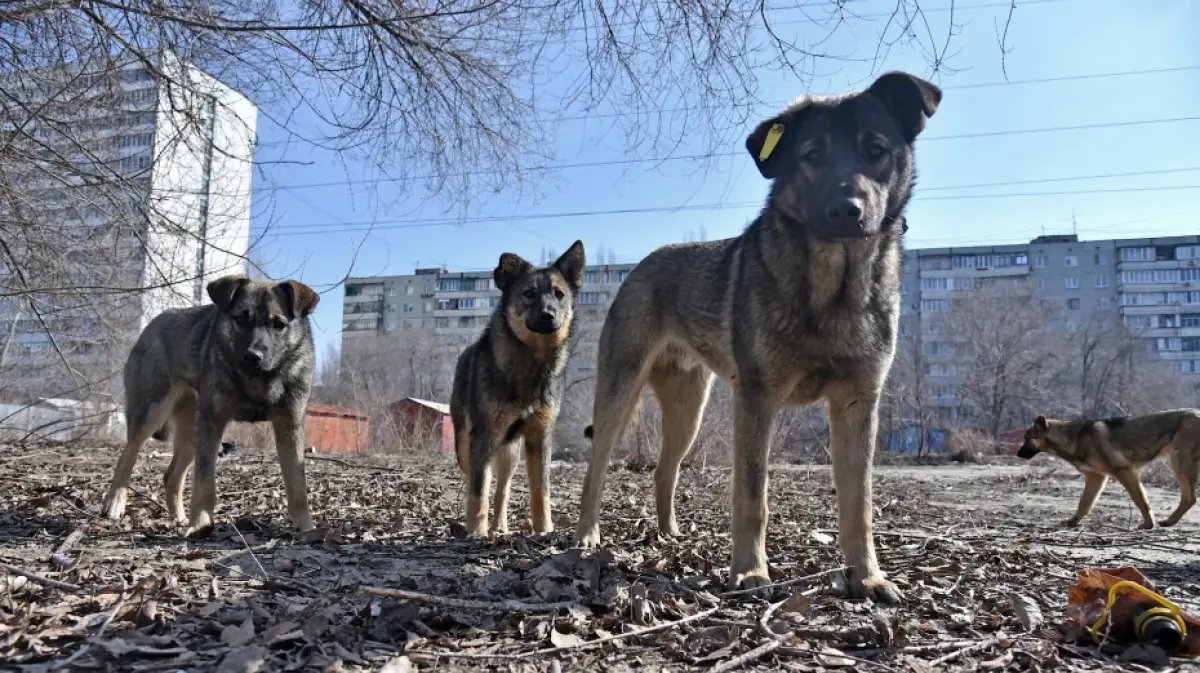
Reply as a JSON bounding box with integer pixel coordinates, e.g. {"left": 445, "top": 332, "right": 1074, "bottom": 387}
{"left": 719, "top": 567, "right": 846, "bottom": 599}
{"left": 930, "top": 637, "right": 1005, "bottom": 666}
{"left": 360, "top": 586, "right": 578, "bottom": 614}
{"left": 0, "top": 562, "right": 83, "bottom": 592}
{"left": 712, "top": 639, "right": 783, "bottom": 673}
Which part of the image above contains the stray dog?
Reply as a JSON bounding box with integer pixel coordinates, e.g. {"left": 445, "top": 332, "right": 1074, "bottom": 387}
{"left": 101, "top": 275, "right": 320, "bottom": 536}
{"left": 575, "top": 72, "right": 941, "bottom": 603}
{"left": 1017, "top": 411, "right": 1200, "bottom": 529}
{"left": 451, "top": 242, "right": 585, "bottom": 537}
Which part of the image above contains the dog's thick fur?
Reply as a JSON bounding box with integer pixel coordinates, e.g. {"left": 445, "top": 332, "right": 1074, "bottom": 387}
{"left": 575, "top": 72, "right": 942, "bottom": 603}
{"left": 452, "top": 242, "right": 585, "bottom": 537}
{"left": 101, "top": 275, "right": 320, "bottom": 536}
{"left": 1018, "top": 410, "right": 1200, "bottom": 529}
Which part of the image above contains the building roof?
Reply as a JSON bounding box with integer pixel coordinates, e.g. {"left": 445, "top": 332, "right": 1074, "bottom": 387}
{"left": 307, "top": 402, "right": 368, "bottom": 419}
{"left": 395, "top": 397, "right": 451, "bottom": 415}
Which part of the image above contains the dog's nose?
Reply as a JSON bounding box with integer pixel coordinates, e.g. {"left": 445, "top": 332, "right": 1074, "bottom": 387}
{"left": 825, "top": 197, "right": 864, "bottom": 228}
{"left": 243, "top": 350, "right": 264, "bottom": 366}
{"left": 538, "top": 311, "right": 555, "bottom": 324}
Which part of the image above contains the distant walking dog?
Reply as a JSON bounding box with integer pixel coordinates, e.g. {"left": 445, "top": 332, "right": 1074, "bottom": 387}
{"left": 452, "top": 242, "right": 585, "bottom": 537}
{"left": 1017, "top": 411, "right": 1200, "bottom": 529}
{"left": 102, "top": 275, "right": 321, "bottom": 537}
{"left": 575, "top": 72, "right": 942, "bottom": 603}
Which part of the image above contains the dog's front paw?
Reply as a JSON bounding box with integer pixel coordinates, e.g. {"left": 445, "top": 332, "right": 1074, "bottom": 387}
{"left": 575, "top": 525, "right": 602, "bottom": 549}
{"left": 186, "top": 511, "right": 214, "bottom": 539}
{"left": 844, "top": 570, "right": 903, "bottom": 605}
{"left": 102, "top": 491, "right": 127, "bottom": 521}
{"left": 1063, "top": 517, "right": 1081, "bottom": 528}
{"left": 1137, "top": 520, "right": 1156, "bottom": 531}
{"left": 728, "top": 569, "right": 772, "bottom": 596}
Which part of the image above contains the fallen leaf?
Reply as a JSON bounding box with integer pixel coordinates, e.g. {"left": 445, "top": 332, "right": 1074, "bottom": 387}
{"left": 217, "top": 644, "right": 269, "bottom": 673}
{"left": 1008, "top": 593, "right": 1044, "bottom": 631}
{"left": 816, "top": 647, "right": 855, "bottom": 667}
{"left": 549, "top": 629, "right": 586, "bottom": 648}
{"left": 221, "top": 619, "right": 256, "bottom": 647}
{"left": 780, "top": 591, "right": 814, "bottom": 617}
{"left": 378, "top": 655, "right": 414, "bottom": 673}
{"left": 809, "top": 530, "right": 834, "bottom": 545}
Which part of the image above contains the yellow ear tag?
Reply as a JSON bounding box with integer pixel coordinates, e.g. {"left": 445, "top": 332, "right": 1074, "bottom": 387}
{"left": 758, "top": 123, "right": 785, "bottom": 161}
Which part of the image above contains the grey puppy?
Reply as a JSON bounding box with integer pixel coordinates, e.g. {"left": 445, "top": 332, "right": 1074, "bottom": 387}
{"left": 101, "top": 275, "right": 320, "bottom": 536}
{"left": 452, "top": 242, "right": 585, "bottom": 538}
{"left": 576, "top": 72, "right": 941, "bottom": 604}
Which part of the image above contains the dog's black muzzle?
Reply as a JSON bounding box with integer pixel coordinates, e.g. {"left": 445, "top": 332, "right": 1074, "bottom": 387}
{"left": 1016, "top": 441, "right": 1040, "bottom": 459}
{"left": 527, "top": 314, "right": 561, "bottom": 335}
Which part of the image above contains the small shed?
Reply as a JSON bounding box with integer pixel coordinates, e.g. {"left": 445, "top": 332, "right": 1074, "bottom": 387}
{"left": 995, "top": 429, "right": 1025, "bottom": 455}
{"left": 388, "top": 397, "right": 454, "bottom": 455}
{"left": 305, "top": 402, "right": 370, "bottom": 454}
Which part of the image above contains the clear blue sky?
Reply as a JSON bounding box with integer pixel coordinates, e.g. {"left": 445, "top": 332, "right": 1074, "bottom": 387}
{"left": 246, "top": 0, "right": 1200, "bottom": 364}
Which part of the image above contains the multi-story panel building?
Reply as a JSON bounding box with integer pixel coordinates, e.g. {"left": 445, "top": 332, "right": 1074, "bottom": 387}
{"left": 343, "top": 235, "right": 1200, "bottom": 414}
{"left": 0, "top": 52, "right": 256, "bottom": 402}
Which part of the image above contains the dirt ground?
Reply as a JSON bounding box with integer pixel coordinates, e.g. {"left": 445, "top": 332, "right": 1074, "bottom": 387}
{"left": 2, "top": 443, "right": 1199, "bottom": 672}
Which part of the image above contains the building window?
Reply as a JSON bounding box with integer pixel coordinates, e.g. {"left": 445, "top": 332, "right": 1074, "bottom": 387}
{"left": 458, "top": 316, "right": 473, "bottom": 328}
{"left": 1036, "top": 278, "right": 1047, "bottom": 291}
{"left": 1120, "top": 247, "right": 1154, "bottom": 262}
{"left": 921, "top": 277, "right": 948, "bottom": 291}
{"left": 1183, "top": 268, "right": 1200, "bottom": 282}
{"left": 1065, "top": 277, "right": 1080, "bottom": 290}
{"left": 438, "top": 279, "right": 461, "bottom": 291}
{"left": 580, "top": 292, "right": 608, "bottom": 305}
{"left": 406, "top": 285, "right": 414, "bottom": 296}
{"left": 1094, "top": 275, "right": 1109, "bottom": 288}
{"left": 1064, "top": 255, "right": 1079, "bottom": 267}
{"left": 584, "top": 271, "right": 601, "bottom": 285}
{"left": 920, "top": 299, "right": 948, "bottom": 312}
{"left": 436, "top": 298, "right": 458, "bottom": 310}
{"left": 424, "top": 302, "right": 432, "bottom": 312}
{"left": 1098, "top": 297, "right": 1110, "bottom": 309}
{"left": 1094, "top": 252, "right": 1108, "bottom": 265}
{"left": 1178, "top": 245, "right": 1200, "bottom": 261}
{"left": 1015, "top": 254, "right": 1028, "bottom": 266}
{"left": 1066, "top": 321, "right": 1079, "bottom": 333}
{"left": 1035, "top": 256, "right": 1048, "bottom": 268}
{"left": 459, "top": 297, "right": 477, "bottom": 309}
{"left": 900, "top": 282, "right": 909, "bottom": 294}
{"left": 1182, "top": 314, "right": 1200, "bottom": 328}
{"left": 1067, "top": 298, "right": 1080, "bottom": 310}
{"left": 436, "top": 317, "right": 450, "bottom": 328}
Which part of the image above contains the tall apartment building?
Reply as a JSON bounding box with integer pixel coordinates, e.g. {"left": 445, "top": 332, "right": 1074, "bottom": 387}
{"left": 0, "top": 52, "right": 256, "bottom": 401}
{"left": 342, "top": 234, "right": 1200, "bottom": 416}
{"left": 899, "top": 234, "right": 1200, "bottom": 423}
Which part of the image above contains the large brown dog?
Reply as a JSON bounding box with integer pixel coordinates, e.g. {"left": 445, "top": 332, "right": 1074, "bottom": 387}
{"left": 102, "top": 275, "right": 320, "bottom": 537}
{"left": 1018, "top": 410, "right": 1200, "bottom": 529}
{"left": 575, "top": 72, "right": 941, "bottom": 604}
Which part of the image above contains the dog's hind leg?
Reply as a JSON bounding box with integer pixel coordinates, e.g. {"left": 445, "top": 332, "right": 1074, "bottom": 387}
{"left": 1112, "top": 467, "right": 1156, "bottom": 530}
{"left": 1162, "top": 450, "right": 1197, "bottom": 527}
{"left": 649, "top": 362, "right": 713, "bottom": 537}
{"left": 825, "top": 384, "right": 902, "bottom": 604}
{"left": 1066, "top": 472, "right": 1108, "bottom": 527}
{"left": 575, "top": 334, "right": 656, "bottom": 548}
{"left": 163, "top": 395, "right": 197, "bottom": 524}
{"left": 103, "top": 393, "right": 174, "bottom": 521}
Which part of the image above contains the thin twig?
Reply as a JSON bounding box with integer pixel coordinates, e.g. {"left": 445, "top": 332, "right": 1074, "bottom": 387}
{"left": 930, "top": 636, "right": 1005, "bottom": 666}
{"left": 233, "top": 525, "right": 270, "bottom": 581}
{"left": 308, "top": 454, "right": 411, "bottom": 473}
{"left": 409, "top": 606, "right": 721, "bottom": 660}
{"left": 719, "top": 566, "right": 846, "bottom": 598}
{"left": 95, "top": 581, "right": 127, "bottom": 637}
{"left": 711, "top": 639, "right": 783, "bottom": 673}
{"left": 0, "top": 561, "right": 83, "bottom": 592}
{"left": 360, "top": 586, "right": 578, "bottom": 614}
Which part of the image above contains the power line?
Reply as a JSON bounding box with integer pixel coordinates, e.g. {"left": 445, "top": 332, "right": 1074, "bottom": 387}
{"left": 258, "top": 113, "right": 1200, "bottom": 192}
{"left": 260, "top": 183, "right": 1200, "bottom": 238}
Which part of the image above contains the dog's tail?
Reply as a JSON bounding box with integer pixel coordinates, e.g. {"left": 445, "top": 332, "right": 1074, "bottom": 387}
{"left": 584, "top": 425, "right": 593, "bottom": 440}
{"left": 151, "top": 423, "right": 171, "bottom": 442}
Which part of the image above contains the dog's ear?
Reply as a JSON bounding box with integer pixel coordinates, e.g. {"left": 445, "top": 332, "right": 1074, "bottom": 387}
{"left": 494, "top": 253, "right": 533, "bottom": 292}
{"left": 746, "top": 115, "right": 787, "bottom": 179}
{"left": 867, "top": 71, "right": 942, "bottom": 142}
{"left": 207, "top": 275, "right": 249, "bottom": 313}
{"left": 281, "top": 280, "right": 320, "bottom": 319}
{"left": 1034, "top": 416, "right": 1048, "bottom": 431}
{"left": 553, "top": 240, "right": 586, "bottom": 290}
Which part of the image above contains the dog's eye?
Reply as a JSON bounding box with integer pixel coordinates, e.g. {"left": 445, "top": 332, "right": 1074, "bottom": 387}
{"left": 801, "top": 148, "right": 821, "bottom": 163}
{"left": 271, "top": 318, "right": 287, "bottom": 330}
{"left": 522, "top": 289, "right": 536, "bottom": 299}
{"left": 554, "top": 288, "right": 565, "bottom": 300}
{"left": 865, "top": 144, "right": 889, "bottom": 161}
{"left": 233, "top": 313, "right": 251, "bottom": 326}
